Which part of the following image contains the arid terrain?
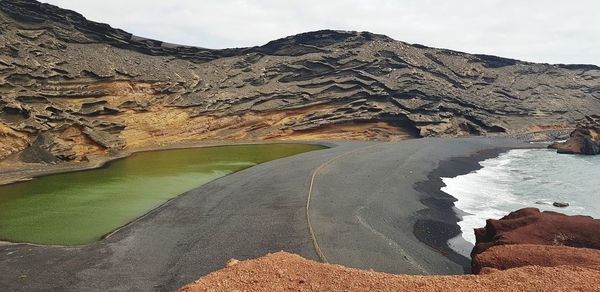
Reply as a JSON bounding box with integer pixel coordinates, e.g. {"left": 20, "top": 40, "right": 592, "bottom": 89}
{"left": 1, "top": 0, "right": 599, "bottom": 167}
{"left": 181, "top": 209, "right": 600, "bottom": 291}
{"left": 0, "top": 138, "right": 540, "bottom": 291}
{"left": 179, "top": 252, "right": 600, "bottom": 292}
{"left": 1, "top": 1, "right": 600, "bottom": 292}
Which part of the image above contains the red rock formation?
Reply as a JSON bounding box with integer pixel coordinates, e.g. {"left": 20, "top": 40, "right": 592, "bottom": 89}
{"left": 472, "top": 207, "right": 600, "bottom": 257}
{"left": 472, "top": 244, "right": 600, "bottom": 274}
{"left": 471, "top": 208, "right": 600, "bottom": 274}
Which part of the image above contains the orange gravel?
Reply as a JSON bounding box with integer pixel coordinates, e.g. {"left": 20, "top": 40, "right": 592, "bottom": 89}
{"left": 179, "top": 252, "right": 600, "bottom": 291}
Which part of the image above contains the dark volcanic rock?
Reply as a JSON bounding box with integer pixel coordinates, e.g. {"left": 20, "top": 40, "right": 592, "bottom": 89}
{"left": 1, "top": 0, "right": 600, "bottom": 163}
{"left": 81, "top": 127, "right": 125, "bottom": 149}
{"left": 553, "top": 202, "right": 569, "bottom": 208}
{"left": 0, "top": 0, "right": 246, "bottom": 63}
{"left": 549, "top": 115, "right": 600, "bottom": 155}
{"left": 20, "top": 132, "right": 72, "bottom": 163}
{"left": 78, "top": 101, "right": 120, "bottom": 116}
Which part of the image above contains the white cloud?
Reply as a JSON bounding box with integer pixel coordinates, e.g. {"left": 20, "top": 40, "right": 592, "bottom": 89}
{"left": 41, "top": 0, "right": 599, "bottom": 65}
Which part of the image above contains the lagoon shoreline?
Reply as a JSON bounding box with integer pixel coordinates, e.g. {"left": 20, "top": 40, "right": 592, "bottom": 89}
{"left": 0, "top": 139, "right": 336, "bottom": 186}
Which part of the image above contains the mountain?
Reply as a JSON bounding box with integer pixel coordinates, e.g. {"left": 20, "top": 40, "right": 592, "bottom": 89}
{"left": 1, "top": 0, "right": 599, "bottom": 163}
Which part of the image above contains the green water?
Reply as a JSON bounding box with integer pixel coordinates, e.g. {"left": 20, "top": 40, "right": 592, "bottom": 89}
{"left": 0, "top": 144, "right": 325, "bottom": 245}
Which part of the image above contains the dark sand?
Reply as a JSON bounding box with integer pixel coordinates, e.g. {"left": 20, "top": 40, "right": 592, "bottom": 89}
{"left": 306, "top": 137, "right": 532, "bottom": 276}
{"left": 413, "top": 146, "right": 542, "bottom": 272}
{"left": 0, "top": 137, "right": 532, "bottom": 291}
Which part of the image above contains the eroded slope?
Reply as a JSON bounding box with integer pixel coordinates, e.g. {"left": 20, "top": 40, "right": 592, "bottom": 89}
{"left": 1, "top": 0, "right": 599, "bottom": 163}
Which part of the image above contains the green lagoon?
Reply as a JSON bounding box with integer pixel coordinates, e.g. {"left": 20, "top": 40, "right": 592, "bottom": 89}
{"left": 0, "top": 143, "right": 325, "bottom": 245}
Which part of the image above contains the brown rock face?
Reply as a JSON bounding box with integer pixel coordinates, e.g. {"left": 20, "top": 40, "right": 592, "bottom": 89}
{"left": 472, "top": 208, "right": 600, "bottom": 255}
{"left": 549, "top": 115, "right": 600, "bottom": 155}
{"left": 1, "top": 0, "right": 600, "bottom": 164}
{"left": 472, "top": 244, "right": 600, "bottom": 274}
{"left": 471, "top": 208, "right": 600, "bottom": 273}
{"left": 179, "top": 251, "right": 600, "bottom": 292}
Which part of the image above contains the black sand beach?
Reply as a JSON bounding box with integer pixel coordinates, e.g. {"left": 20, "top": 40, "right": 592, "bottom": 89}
{"left": 413, "top": 148, "right": 518, "bottom": 272}
{"left": 413, "top": 142, "right": 546, "bottom": 270}
{"left": 0, "top": 137, "right": 532, "bottom": 291}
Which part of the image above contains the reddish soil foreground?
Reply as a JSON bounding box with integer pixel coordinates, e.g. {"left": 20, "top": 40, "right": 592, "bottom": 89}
{"left": 179, "top": 251, "right": 600, "bottom": 292}
{"left": 180, "top": 208, "right": 600, "bottom": 291}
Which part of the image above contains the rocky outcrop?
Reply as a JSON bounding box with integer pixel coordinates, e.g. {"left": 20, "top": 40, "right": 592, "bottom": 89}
{"left": 179, "top": 251, "right": 600, "bottom": 291}
{"left": 549, "top": 115, "right": 600, "bottom": 154}
{"left": 1, "top": 0, "right": 600, "bottom": 164}
{"left": 19, "top": 132, "right": 73, "bottom": 163}
{"left": 472, "top": 244, "right": 600, "bottom": 274}
{"left": 472, "top": 208, "right": 600, "bottom": 256}
{"left": 471, "top": 208, "right": 600, "bottom": 274}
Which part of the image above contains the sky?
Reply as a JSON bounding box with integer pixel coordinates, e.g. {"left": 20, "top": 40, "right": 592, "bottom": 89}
{"left": 42, "top": 0, "right": 599, "bottom": 65}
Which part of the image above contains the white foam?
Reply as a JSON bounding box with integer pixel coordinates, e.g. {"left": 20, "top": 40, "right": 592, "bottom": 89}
{"left": 441, "top": 151, "right": 523, "bottom": 244}
{"left": 441, "top": 148, "right": 600, "bottom": 249}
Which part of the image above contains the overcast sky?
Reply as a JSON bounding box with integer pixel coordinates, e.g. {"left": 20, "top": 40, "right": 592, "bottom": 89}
{"left": 42, "top": 0, "right": 599, "bottom": 65}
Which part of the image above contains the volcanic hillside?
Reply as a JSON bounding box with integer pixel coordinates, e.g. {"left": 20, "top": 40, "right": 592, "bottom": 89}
{"left": 1, "top": 0, "right": 599, "bottom": 163}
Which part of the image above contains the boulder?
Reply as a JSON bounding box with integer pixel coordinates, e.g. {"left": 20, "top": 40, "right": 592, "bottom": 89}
{"left": 549, "top": 115, "right": 600, "bottom": 155}
{"left": 553, "top": 202, "right": 569, "bottom": 208}
{"left": 19, "top": 132, "right": 73, "bottom": 163}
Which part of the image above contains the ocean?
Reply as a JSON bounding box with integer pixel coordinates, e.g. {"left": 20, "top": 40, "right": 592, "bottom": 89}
{"left": 441, "top": 148, "right": 600, "bottom": 257}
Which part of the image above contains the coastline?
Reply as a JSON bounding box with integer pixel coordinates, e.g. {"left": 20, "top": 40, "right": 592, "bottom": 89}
{"left": 0, "top": 137, "right": 551, "bottom": 290}
{"left": 412, "top": 143, "right": 546, "bottom": 271}
{"left": 304, "top": 137, "right": 538, "bottom": 276}
{"left": 413, "top": 148, "right": 512, "bottom": 271}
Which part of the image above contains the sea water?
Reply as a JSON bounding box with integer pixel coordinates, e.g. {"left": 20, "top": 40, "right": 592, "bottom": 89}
{"left": 441, "top": 148, "right": 600, "bottom": 256}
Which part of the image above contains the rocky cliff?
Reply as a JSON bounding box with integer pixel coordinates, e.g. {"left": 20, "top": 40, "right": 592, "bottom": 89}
{"left": 1, "top": 0, "right": 599, "bottom": 163}
{"left": 549, "top": 115, "right": 600, "bottom": 154}
{"left": 471, "top": 208, "right": 600, "bottom": 273}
